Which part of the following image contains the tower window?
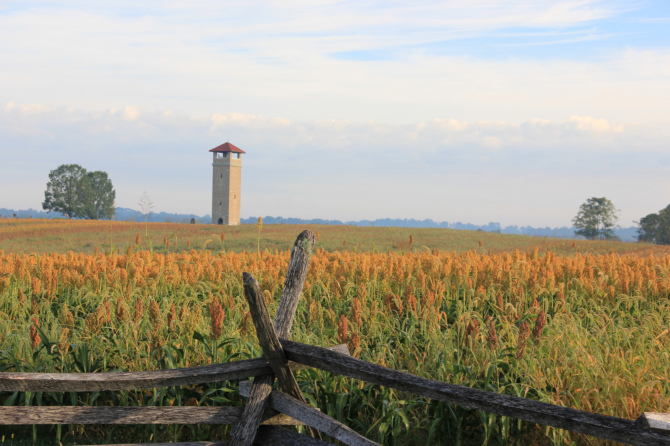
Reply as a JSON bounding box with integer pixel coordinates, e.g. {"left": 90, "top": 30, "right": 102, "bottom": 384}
{"left": 216, "top": 153, "right": 223, "bottom": 159}
{"left": 234, "top": 153, "right": 240, "bottom": 159}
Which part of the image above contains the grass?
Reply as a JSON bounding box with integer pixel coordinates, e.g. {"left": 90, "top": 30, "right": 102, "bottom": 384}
{"left": 1, "top": 218, "right": 669, "bottom": 257}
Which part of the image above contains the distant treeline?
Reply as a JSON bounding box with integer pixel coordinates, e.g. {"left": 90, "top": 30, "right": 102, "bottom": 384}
{"left": 240, "top": 216, "right": 639, "bottom": 242}
{"left": 0, "top": 207, "right": 639, "bottom": 241}
{"left": 0, "top": 207, "right": 209, "bottom": 225}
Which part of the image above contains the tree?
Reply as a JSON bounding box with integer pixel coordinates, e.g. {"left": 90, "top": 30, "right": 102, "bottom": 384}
{"left": 43, "top": 164, "right": 116, "bottom": 220}
{"left": 637, "top": 204, "right": 670, "bottom": 245}
{"left": 572, "top": 197, "right": 619, "bottom": 240}
{"left": 43, "top": 164, "right": 88, "bottom": 219}
{"left": 637, "top": 213, "right": 660, "bottom": 242}
{"left": 81, "top": 171, "right": 116, "bottom": 220}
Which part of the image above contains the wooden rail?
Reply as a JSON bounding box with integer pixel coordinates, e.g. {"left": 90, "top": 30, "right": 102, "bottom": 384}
{"left": 638, "top": 413, "right": 670, "bottom": 433}
{"left": 0, "top": 345, "right": 348, "bottom": 392}
{"left": 279, "top": 340, "right": 670, "bottom": 446}
{"left": 238, "top": 381, "right": 377, "bottom": 446}
{"left": 0, "top": 406, "right": 299, "bottom": 426}
{"left": 0, "top": 230, "right": 668, "bottom": 446}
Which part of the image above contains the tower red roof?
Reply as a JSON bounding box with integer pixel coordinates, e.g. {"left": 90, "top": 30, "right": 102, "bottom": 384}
{"left": 209, "top": 142, "right": 246, "bottom": 154}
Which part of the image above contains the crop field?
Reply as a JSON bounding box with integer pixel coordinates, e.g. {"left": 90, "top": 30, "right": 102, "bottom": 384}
{"left": 0, "top": 219, "right": 669, "bottom": 445}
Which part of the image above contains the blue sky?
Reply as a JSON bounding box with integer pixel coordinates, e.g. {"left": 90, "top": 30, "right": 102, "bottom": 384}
{"left": 1, "top": 1, "right": 669, "bottom": 227}
{"left": 331, "top": 3, "right": 670, "bottom": 62}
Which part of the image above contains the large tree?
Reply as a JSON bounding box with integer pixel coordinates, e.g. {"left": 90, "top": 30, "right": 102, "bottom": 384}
{"left": 43, "top": 164, "right": 116, "bottom": 220}
{"left": 637, "top": 204, "right": 670, "bottom": 245}
{"left": 81, "top": 171, "right": 116, "bottom": 220}
{"left": 42, "top": 164, "right": 88, "bottom": 219}
{"left": 572, "top": 197, "right": 619, "bottom": 240}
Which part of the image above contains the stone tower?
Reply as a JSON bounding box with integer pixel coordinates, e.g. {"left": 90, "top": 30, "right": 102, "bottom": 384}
{"left": 210, "top": 142, "right": 245, "bottom": 225}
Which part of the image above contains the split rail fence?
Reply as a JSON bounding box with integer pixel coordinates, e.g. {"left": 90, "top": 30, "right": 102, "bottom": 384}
{"left": 0, "top": 231, "right": 668, "bottom": 445}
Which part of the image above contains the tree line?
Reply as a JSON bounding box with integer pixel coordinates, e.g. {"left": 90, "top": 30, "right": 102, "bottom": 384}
{"left": 636, "top": 205, "right": 670, "bottom": 244}
{"left": 573, "top": 197, "right": 670, "bottom": 245}
{"left": 42, "top": 164, "right": 115, "bottom": 220}
{"left": 40, "top": 164, "right": 669, "bottom": 245}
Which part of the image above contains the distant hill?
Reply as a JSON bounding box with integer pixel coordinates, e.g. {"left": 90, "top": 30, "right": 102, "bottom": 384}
{"left": 0, "top": 207, "right": 210, "bottom": 224}
{"left": 112, "top": 207, "right": 210, "bottom": 224}
{"left": 0, "top": 207, "right": 640, "bottom": 241}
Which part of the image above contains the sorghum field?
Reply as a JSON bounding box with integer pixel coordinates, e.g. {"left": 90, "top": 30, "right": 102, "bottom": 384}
{"left": 0, "top": 219, "right": 669, "bottom": 445}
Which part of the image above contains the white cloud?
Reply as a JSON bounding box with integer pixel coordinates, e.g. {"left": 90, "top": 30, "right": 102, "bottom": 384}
{"left": 567, "top": 115, "right": 620, "bottom": 133}
{"left": 1, "top": 1, "right": 666, "bottom": 124}
{"left": 122, "top": 106, "right": 140, "bottom": 121}
{"left": 0, "top": 103, "right": 668, "bottom": 227}
{"left": 5, "top": 101, "right": 49, "bottom": 114}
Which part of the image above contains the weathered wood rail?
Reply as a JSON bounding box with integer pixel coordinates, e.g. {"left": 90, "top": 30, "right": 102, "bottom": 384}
{"left": 0, "top": 230, "right": 668, "bottom": 445}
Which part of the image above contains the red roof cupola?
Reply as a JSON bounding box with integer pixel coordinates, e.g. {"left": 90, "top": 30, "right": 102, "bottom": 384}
{"left": 209, "top": 142, "right": 246, "bottom": 154}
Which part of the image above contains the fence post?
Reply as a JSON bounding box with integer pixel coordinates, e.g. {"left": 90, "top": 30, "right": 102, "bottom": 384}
{"left": 230, "top": 230, "right": 317, "bottom": 446}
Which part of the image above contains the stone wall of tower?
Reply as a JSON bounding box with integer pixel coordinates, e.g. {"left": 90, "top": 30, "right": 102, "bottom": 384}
{"left": 212, "top": 153, "right": 242, "bottom": 225}
{"left": 228, "top": 157, "right": 242, "bottom": 224}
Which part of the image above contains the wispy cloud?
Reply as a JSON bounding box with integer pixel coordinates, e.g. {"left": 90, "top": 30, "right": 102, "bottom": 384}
{"left": 634, "top": 17, "right": 670, "bottom": 24}
{"left": 1, "top": 2, "right": 667, "bottom": 124}
{"left": 0, "top": 1, "right": 629, "bottom": 57}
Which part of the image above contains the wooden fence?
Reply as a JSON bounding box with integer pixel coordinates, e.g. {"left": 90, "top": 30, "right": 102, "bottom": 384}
{"left": 0, "top": 230, "right": 668, "bottom": 445}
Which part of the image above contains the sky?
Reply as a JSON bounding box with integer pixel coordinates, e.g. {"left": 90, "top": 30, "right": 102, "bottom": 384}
{"left": 1, "top": 0, "right": 669, "bottom": 227}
